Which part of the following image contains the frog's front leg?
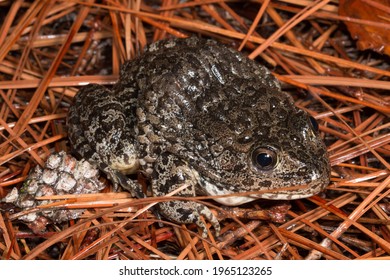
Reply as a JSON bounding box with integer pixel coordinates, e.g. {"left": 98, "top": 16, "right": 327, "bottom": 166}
{"left": 152, "top": 153, "right": 220, "bottom": 237}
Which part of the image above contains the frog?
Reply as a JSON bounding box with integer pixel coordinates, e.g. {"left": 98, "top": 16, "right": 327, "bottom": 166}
{"left": 67, "top": 37, "right": 330, "bottom": 237}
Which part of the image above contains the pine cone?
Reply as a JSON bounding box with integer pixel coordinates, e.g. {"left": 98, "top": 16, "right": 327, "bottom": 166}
{"left": 2, "top": 151, "right": 105, "bottom": 233}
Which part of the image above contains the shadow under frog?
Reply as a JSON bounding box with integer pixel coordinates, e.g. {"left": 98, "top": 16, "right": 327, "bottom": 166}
{"left": 67, "top": 37, "right": 330, "bottom": 237}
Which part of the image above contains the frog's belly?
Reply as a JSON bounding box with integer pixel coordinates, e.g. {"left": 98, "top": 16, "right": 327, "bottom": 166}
{"left": 202, "top": 184, "right": 258, "bottom": 206}
{"left": 197, "top": 176, "right": 258, "bottom": 206}
{"left": 110, "top": 158, "right": 139, "bottom": 175}
{"left": 213, "top": 195, "right": 258, "bottom": 206}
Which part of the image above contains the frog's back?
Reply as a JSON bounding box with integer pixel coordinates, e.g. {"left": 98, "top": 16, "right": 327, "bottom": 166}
{"left": 120, "top": 37, "right": 280, "bottom": 151}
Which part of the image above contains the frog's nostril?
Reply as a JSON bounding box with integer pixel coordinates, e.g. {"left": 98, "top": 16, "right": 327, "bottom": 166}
{"left": 309, "top": 116, "right": 319, "bottom": 132}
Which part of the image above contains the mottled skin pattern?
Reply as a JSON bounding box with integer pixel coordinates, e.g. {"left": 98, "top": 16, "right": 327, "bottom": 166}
{"left": 67, "top": 37, "right": 330, "bottom": 236}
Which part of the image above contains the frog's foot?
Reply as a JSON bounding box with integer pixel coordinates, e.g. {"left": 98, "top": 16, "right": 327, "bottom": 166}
{"left": 97, "top": 162, "right": 144, "bottom": 198}
{"left": 99, "top": 162, "right": 162, "bottom": 220}
{"left": 153, "top": 152, "right": 221, "bottom": 237}
{"left": 159, "top": 200, "right": 220, "bottom": 237}
{"left": 112, "top": 170, "right": 146, "bottom": 199}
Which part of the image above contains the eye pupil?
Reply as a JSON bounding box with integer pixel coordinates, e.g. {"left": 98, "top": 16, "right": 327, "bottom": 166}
{"left": 256, "top": 153, "right": 273, "bottom": 168}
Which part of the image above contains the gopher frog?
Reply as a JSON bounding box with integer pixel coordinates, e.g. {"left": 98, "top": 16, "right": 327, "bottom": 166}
{"left": 67, "top": 37, "right": 330, "bottom": 236}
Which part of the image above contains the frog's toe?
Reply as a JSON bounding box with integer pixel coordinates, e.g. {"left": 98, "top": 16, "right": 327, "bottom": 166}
{"left": 159, "top": 201, "right": 220, "bottom": 237}
{"left": 196, "top": 203, "right": 221, "bottom": 237}
{"left": 115, "top": 173, "right": 145, "bottom": 198}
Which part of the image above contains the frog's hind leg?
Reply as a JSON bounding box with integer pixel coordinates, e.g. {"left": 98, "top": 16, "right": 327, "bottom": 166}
{"left": 152, "top": 153, "right": 221, "bottom": 237}
{"left": 68, "top": 84, "right": 143, "bottom": 198}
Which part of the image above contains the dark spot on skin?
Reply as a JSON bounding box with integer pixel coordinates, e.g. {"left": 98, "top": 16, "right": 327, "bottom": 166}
{"left": 176, "top": 207, "right": 193, "bottom": 221}
{"left": 259, "top": 180, "right": 272, "bottom": 188}
{"left": 243, "top": 178, "right": 254, "bottom": 186}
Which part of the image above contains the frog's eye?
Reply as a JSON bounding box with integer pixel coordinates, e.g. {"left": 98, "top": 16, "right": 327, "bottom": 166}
{"left": 252, "top": 147, "right": 278, "bottom": 171}
{"left": 309, "top": 116, "right": 319, "bottom": 132}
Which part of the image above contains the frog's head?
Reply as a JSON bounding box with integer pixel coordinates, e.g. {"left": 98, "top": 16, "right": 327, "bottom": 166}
{"left": 197, "top": 88, "right": 330, "bottom": 206}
